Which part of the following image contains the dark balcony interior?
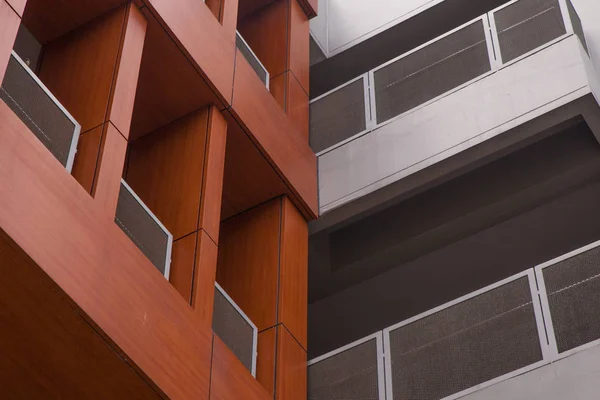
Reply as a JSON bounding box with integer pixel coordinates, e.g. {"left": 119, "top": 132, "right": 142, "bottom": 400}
{"left": 309, "top": 118, "right": 600, "bottom": 357}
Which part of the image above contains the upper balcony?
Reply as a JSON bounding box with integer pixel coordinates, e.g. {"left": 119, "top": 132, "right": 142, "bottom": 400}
{"left": 312, "top": 0, "right": 600, "bottom": 216}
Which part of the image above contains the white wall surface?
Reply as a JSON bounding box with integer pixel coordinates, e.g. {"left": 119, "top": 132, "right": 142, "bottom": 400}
{"left": 311, "top": 0, "right": 600, "bottom": 59}
{"left": 460, "top": 344, "right": 600, "bottom": 400}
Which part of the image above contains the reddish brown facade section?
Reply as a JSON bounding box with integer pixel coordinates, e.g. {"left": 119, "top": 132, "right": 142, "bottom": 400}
{"left": 0, "top": 0, "right": 315, "bottom": 398}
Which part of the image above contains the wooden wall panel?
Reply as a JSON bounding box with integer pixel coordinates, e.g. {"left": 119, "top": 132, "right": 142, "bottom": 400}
{"left": 217, "top": 199, "right": 281, "bottom": 331}
{"left": 221, "top": 0, "right": 239, "bottom": 42}
{"left": 144, "top": 0, "right": 236, "bottom": 106}
{"left": 199, "top": 107, "right": 228, "bottom": 243}
{"left": 5, "top": 0, "right": 25, "bottom": 16}
{"left": 211, "top": 336, "right": 272, "bottom": 400}
{"left": 288, "top": 0, "right": 310, "bottom": 93}
{"left": 93, "top": 123, "right": 127, "bottom": 216}
{"left": 71, "top": 125, "right": 103, "bottom": 193}
{"left": 106, "top": 4, "right": 147, "bottom": 139}
{"left": 276, "top": 325, "right": 307, "bottom": 400}
{"left": 278, "top": 196, "right": 308, "bottom": 349}
{"left": 298, "top": 0, "right": 318, "bottom": 18}
{"left": 256, "top": 327, "right": 277, "bottom": 396}
{"left": 270, "top": 73, "right": 287, "bottom": 111}
{"left": 0, "top": 2, "right": 21, "bottom": 83}
{"left": 287, "top": 73, "right": 309, "bottom": 141}
{"left": 237, "top": 0, "right": 288, "bottom": 78}
{"left": 170, "top": 232, "right": 197, "bottom": 303}
{"left": 192, "top": 230, "right": 218, "bottom": 327}
{"left": 126, "top": 108, "right": 209, "bottom": 240}
{"left": 130, "top": 8, "right": 220, "bottom": 139}
{"left": 0, "top": 99, "right": 213, "bottom": 400}
{"left": 39, "top": 6, "right": 126, "bottom": 133}
{"left": 231, "top": 49, "right": 318, "bottom": 218}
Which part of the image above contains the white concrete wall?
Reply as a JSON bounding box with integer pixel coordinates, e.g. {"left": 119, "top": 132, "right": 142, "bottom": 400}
{"left": 461, "top": 344, "right": 600, "bottom": 400}
{"left": 311, "top": 0, "right": 600, "bottom": 59}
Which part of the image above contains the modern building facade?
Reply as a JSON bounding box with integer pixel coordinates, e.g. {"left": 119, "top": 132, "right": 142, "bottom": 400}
{"left": 308, "top": 0, "right": 600, "bottom": 399}
{"left": 0, "top": 0, "right": 316, "bottom": 399}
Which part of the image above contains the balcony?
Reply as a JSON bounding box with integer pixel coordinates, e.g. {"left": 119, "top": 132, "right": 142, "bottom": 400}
{"left": 312, "top": 0, "right": 600, "bottom": 215}
{"left": 308, "top": 239, "right": 600, "bottom": 400}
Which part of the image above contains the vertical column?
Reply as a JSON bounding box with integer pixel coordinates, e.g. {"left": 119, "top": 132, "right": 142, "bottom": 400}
{"left": 126, "top": 105, "right": 227, "bottom": 322}
{"left": 0, "top": 0, "right": 21, "bottom": 83}
{"left": 217, "top": 195, "right": 308, "bottom": 399}
{"left": 38, "top": 3, "right": 147, "bottom": 217}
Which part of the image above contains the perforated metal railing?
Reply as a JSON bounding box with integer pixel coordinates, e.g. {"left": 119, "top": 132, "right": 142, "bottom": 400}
{"left": 0, "top": 51, "right": 80, "bottom": 171}
{"left": 212, "top": 282, "right": 258, "bottom": 376}
{"left": 115, "top": 180, "right": 173, "bottom": 279}
{"left": 309, "top": 239, "right": 600, "bottom": 400}
{"left": 236, "top": 31, "right": 270, "bottom": 88}
{"left": 309, "top": 0, "right": 589, "bottom": 155}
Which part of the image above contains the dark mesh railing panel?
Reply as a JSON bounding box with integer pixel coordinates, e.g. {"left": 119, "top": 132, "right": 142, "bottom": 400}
{"left": 310, "top": 78, "right": 367, "bottom": 153}
{"left": 373, "top": 20, "right": 490, "bottom": 125}
{"left": 494, "top": 0, "right": 566, "bottom": 63}
{"left": 566, "top": 0, "right": 589, "bottom": 55}
{"left": 388, "top": 277, "right": 543, "bottom": 400}
{"left": 0, "top": 54, "right": 76, "bottom": 167}
{"left": 543, "top": 245, "right": 600, "bottom": 353}
{"left": 308, "top": 338, "right": 380, "bottom": 400}
{"left": 115, "top": 183, "right": 170, "bottom": 275}
{"left": 212, "top": 287, "right": 255, "bottom": 373}
{"left": 236, "top": 34, "right": 269, "bottom": 86}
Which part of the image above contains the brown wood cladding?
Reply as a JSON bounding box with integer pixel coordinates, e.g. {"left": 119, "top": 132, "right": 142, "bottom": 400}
{"left": 211, "top": 336, "right": 272, "bottom": 400}
{"left": 288, "top": 0, "right": 310, "bottom": 93}
{"left": 238, "top": 0, "right": 288, "bottom": 78}
{"left": 231, "top": 48, "right": 318, "bottom": 218}
{"left": 126, "top": 108, "right": 209, "bottom": 240}
{"left": 72, "top": 125, "right": 103, "bottom": 194}
{"left": 192, "top": 230, "right": 219, "bottom": 327}
{"left": 130, "top": 7, "right": 221, "bottom": 139}
{"left": 221, "top": 113, "right": 288, "bottom": 220}
{"left": 279, "top": 197, "right": 308, "bottom": 349}
{"left": 217, "top": 199, "right": 281, "bottom": 331}
{"left": 0, "top": 231, "right": 162, "bottom": 399}
{"left": 38, "top": 6, "right": 126, "bottom": 133}
{"left": 106, "top": 4, "right": 147, "bottom": 139}
{"left": 5, "top": 0, "right": 25, "bottom": 16}
{"left": 270, "top": 71, "right": 309, "bottom": 141}
{"left": 170, "top": 233, "right": 197, "bottom": 303}
{"left": 276, "top": 325, "right": 307, "bottom": 400}
{"left": 22, "top": 0, "right": 128, "bottom": 43}
{"left": 0, "top": 1, "right": 19, "bottom": 84}
{"left": 256, "top": 326, "right": 277, "bottom": 396}
{"left": 93, "top": 123, "right": 128, "bottom": 217}
{"left": 199, "top": 107, "right": 228, "bottom": 243}
{"left": 144, "top": 0, "right": 236, "bottom": 106}
{"left": 0, "top": 100, "right": 213, "bottom": 400}
{"left": 297, "top": 0, "right": 318, "bottom": 18}
{"left": 221, "top": 0, "right": 239, "bottom": 42}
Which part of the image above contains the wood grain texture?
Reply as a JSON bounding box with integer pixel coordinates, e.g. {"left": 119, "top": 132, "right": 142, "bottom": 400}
{"left": 270, "top": 73, "right": 288, "bottom": 112}
{"left": 22, "top": 0, "right": 127, "bottom": 43}
{"left": 71, "top": 125, "right": 103, "bottom": 194}
{"left": 38, "top": 5, "right": 126, "bottom": 133}
{"left": 0, "top": 231, "right": 162, "bottom": 399}
{"left": 199, "top": 107, "right": 228, "bottom": 243}
{"left": 192, "top": 230, "right": 218, "bottom": 327}
{"left": 221, "top": 113, "right": 288, "bottom": 220}
{"left": 144, "top": 0, "right": 235, "bottom": 106}
{"left": 278, "top": 196, "right": 308, "bottom": 349}
{"left": 256, "top": 327, "right": 277, "bottom": 396}
{"left": 0, "top": 99, "right": 212, "bottom": 400}
{"left": 107, "top": 4, "right": 147, "bottom": 139}
{"left": 217, "top": 199, "right": 281, "bottom": 331}
{"left": 126, "top": 108, "right": 209, "bottom": 240}
{"left": 211, "top": 335, "right": 272, "bottom": 400}
{"left": 0, "top": 2, "right": 21, "bottom": 83}
{"left": 205, "top": 0, "right": 223, "bottom": 24}
{"left": 231, "top": 48, "right": 318, "bottom": 218}
{"left": 237, "top": 0, "right": 288, "bottom": 78}
{"left": 170, "top": 233, "right": 197, "bottom": 303}
{"left": 288, "top": 0, "right": 310, "bottom": 93}
{"left": 276, "top": 325, "right": 307, "bottom": 400}
{"left": 221, "top": 0, "right": 239, "bottom": 42}
{"left": 93, "top": 123, "right": 127, "bottom": 217}
{"left": 130, "top": 7, "right": 220, "bottom": 139}
{"left": 287, "top": 72, "right": 309, "bottom": 141}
